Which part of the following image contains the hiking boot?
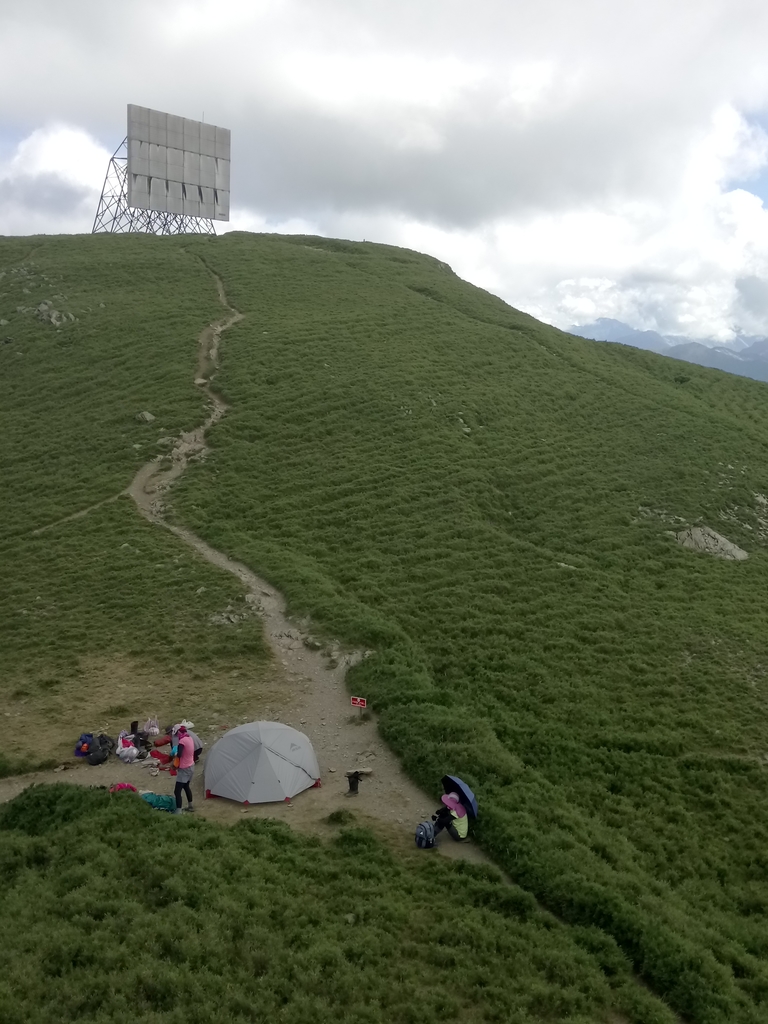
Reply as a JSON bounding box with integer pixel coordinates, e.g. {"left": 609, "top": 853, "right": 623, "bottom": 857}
{"left": 184, "top": 804, "right": 195, "bottom": 813}
{"left": 173, "top": 808, "right": 183, "bottom": 815}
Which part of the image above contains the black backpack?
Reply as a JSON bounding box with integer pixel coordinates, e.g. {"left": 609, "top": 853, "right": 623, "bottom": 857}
{"left": 87, "top": 734, "right": 114, "bottom": 765}
{"left": 415, "top": 820, "right": 436, "bottom": 849}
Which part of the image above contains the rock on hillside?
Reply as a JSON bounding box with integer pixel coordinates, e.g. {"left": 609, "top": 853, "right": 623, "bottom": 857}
{"left": 676, "top": 525, "right": 748, "bottom": 560}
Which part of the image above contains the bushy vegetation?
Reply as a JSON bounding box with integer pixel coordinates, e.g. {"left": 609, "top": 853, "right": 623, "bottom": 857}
{"left": 0, "top": 785, "right": 670, "bottom": 1023}
{"left": 169, "top": 233, "right": 768, "bottom": 1023}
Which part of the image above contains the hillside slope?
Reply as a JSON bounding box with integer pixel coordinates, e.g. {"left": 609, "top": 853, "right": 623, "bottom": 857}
{"left": 3, "top": 232, "right": 768, "bottom": 1023}
{"left": 176, "top": 233, "right": 768, "bottom": 1024}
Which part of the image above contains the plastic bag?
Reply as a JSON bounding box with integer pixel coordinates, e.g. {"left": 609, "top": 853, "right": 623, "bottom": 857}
{"left": 143, "top": 715, "right": 160, "bottom": 736}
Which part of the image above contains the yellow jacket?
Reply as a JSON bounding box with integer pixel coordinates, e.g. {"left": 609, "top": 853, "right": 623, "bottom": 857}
{"left": 451, "top": 810, "right": 469, "bottom": 839}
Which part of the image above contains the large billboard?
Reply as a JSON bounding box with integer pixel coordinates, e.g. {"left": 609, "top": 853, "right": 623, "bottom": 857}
{"left": 126, "top": 104, "right": 230, "bottom": 221}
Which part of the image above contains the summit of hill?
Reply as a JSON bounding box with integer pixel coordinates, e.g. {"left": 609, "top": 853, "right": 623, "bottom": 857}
{"left": 2, "top": 231, "right": 768, "bottom": 1024}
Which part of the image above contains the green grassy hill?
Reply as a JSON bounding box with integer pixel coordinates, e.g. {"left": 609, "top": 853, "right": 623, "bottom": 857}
{"left": 3, "top": 232, "right": 768, "bottom": 1023}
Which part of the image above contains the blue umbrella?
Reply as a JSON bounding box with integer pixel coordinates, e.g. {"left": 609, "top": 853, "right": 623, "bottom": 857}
{"left": 441, "top": 774, "right": 478, "bottom": 818}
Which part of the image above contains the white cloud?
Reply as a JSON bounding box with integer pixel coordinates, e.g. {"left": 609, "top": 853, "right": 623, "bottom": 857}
{"left": 0, "top": 125, "right": 110, "bottom": 234}
{"left": 279, "top": 52, "right": 484, "bottom": 117}
{"left": 8, "top": 124, "right": 108, "bottom": 188}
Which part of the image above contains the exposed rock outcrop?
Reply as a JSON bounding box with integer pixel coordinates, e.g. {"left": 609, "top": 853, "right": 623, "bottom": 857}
{"left": 676, "top": 526, "right": 748, "bottom": 561}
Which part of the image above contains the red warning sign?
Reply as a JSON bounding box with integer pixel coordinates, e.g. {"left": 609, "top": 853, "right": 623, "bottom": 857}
{"left": 350, "top": 696, "right": 367, "bottom": 709}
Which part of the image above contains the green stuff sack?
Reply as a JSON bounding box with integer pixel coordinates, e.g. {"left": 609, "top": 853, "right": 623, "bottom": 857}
{"left": 140, "top": 793, "right": 176, "bottom": 813}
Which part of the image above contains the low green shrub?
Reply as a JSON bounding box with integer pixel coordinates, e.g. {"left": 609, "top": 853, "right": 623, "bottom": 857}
{"left": 0, "top": 785, "right": 672, "bottom": 1023}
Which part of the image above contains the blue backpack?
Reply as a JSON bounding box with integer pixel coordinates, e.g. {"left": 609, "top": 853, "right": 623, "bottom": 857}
{"left": 415, "top": 820, "right": 436, "bottom": 849}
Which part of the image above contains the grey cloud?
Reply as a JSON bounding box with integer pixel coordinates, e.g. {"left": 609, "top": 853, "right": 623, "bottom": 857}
{"left": 734, "top": 276, "right": 768, "bottom": 334}
{"left": 231, "top": 92, "right": 692, "bottom": 229}
{"left": 736, "top": 275, "right": 768, "bottom": 315}
{"left": 0, "top": 173, "right": 91, "bottom": 216}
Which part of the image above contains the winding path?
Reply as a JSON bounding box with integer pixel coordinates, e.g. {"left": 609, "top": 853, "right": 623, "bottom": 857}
{"left": 121, "top": 265, "right": 491, "bottom": 860}
{"left": 127, "top": 274, "right": 238, "bottom": 522}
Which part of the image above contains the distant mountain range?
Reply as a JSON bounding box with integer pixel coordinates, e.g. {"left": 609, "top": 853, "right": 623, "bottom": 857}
{"left": 569, "top": 318, "right": 768, "bottom": 383}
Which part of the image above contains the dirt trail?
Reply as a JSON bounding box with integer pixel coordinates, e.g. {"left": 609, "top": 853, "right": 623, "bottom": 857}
{"left": 127, "top": 277, "right": 238, "bottom": 517}
{"left": 122, "top": 268, "right": 487, "bottom": 864}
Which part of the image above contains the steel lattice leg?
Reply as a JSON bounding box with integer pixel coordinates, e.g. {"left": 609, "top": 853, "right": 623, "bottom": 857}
{"left": 92, "top": 138, "right": 217, "bottom": 236}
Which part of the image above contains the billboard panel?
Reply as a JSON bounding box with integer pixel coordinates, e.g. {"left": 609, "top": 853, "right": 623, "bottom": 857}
{"left": 126, "top": 104, "right": 230, "bottom": 221}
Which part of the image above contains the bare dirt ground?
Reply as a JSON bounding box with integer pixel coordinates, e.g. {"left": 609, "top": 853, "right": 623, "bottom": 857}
{"left": 1, "top": 270, "right": 490, "bottom": 867}
{"left": 0, "top": 654, "right": 288, "bottom": 768}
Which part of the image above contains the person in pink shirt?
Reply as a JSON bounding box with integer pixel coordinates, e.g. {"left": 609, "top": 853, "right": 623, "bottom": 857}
{"left": 172, "top": 726, "right": 196, "bottom": 814}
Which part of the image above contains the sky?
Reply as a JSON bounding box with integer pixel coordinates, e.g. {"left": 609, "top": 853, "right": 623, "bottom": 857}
{"left": 1, "top": 0, "right": 768, "bottom": 342}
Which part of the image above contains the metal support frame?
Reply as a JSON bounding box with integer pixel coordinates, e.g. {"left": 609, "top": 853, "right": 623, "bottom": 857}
{"left": 92, "top": 138, "right": 216, "bottom": 236}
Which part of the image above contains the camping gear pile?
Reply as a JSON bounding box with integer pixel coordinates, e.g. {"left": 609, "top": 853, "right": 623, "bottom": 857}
{"left": 415, "top": 775, "right": 479, "bottom": 849}
{"left": 116, "top": 716, "right": 161, "bottom": 763}
{"left": 104, "top": 721, "right": 201, "bottom": 815}
{"left": 72, "top": 716, "right": 188, "bottom": 770}
{"left": 74, "top": 733, "right": 115, "bottom": 765}
{"left": 205, "top": 722, "right": 320, "bottom": 804}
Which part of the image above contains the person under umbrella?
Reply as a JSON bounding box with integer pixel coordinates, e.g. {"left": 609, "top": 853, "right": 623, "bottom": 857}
{"left": 441, "top": 774, "right": 478, "bottom": 818}
{"left": 432, "top": 791, "right": 468, "bottom": 842}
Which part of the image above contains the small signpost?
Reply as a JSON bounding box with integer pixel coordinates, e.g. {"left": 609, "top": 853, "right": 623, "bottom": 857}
{"left": 347, "top": 697, "right": 370, "bottom": 791}
{"left": 351, "top": 695, "right": 367, "bottom": 721}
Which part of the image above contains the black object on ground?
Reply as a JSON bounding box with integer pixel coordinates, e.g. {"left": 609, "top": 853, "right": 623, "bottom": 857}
{"left": 415, "top": 820, "right": 436, "bottom": 848}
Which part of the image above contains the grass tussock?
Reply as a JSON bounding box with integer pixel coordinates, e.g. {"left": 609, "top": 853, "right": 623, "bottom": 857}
{"left": 325, "top": 808, "right": 355, "bottom": 825}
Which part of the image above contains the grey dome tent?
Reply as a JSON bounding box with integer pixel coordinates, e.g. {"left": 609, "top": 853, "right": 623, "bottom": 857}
{"left": 204, "top": 722, "right": 320, "bottom": 804}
